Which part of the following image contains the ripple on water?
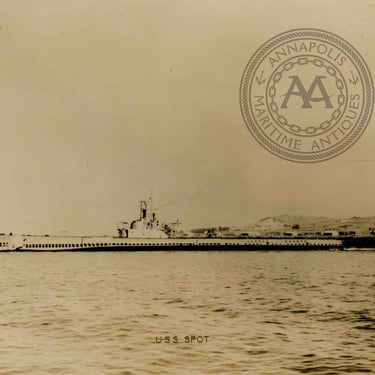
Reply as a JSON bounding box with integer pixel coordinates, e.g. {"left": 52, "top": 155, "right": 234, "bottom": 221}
{"left": 0, "top": 251, "right": 373, "bottom": 375}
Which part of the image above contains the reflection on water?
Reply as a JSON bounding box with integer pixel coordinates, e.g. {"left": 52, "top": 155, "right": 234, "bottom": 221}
{"left": 0, "top": 251, "right": 374, "bottom": 374}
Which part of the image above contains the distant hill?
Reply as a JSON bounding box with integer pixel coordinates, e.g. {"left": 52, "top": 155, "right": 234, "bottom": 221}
{"left": 244, "top": 215, "right": 375, "bottom": 236}
{"left": 189, "top": 215, "right": 375, "bottom": 237}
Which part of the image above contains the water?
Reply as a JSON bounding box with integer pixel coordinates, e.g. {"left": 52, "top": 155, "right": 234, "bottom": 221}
{"left": 0, "top": 251, "right": 374, "bottom": 375}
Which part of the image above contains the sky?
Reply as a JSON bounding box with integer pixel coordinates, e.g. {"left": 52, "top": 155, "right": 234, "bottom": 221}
{"left": 0, "top": 0, "right": 375, "bottom": 235}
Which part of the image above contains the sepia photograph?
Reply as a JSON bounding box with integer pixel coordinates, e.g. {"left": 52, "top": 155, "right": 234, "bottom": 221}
{"left": 0, "top": 1, "right": 374, "bottom": 374}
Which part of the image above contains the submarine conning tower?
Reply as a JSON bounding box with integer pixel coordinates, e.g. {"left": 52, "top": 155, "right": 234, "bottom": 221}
{"left": 117, "top": 198, "right": 167, "bottom": 239}
{"left": 139, "top": 200, "right": 156, "bottom": 223}
{"left": 131, "top": 199, "right": 157, "bottom": 230}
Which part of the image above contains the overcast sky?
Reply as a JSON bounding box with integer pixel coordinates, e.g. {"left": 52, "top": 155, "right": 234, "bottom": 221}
{"left": 1, "top": 0, "right": 375, "bottom": 235}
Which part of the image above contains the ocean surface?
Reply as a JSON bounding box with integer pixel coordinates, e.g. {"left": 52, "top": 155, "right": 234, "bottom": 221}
{"left": 0, "top": 251, "right": 374, "bottom": 375}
